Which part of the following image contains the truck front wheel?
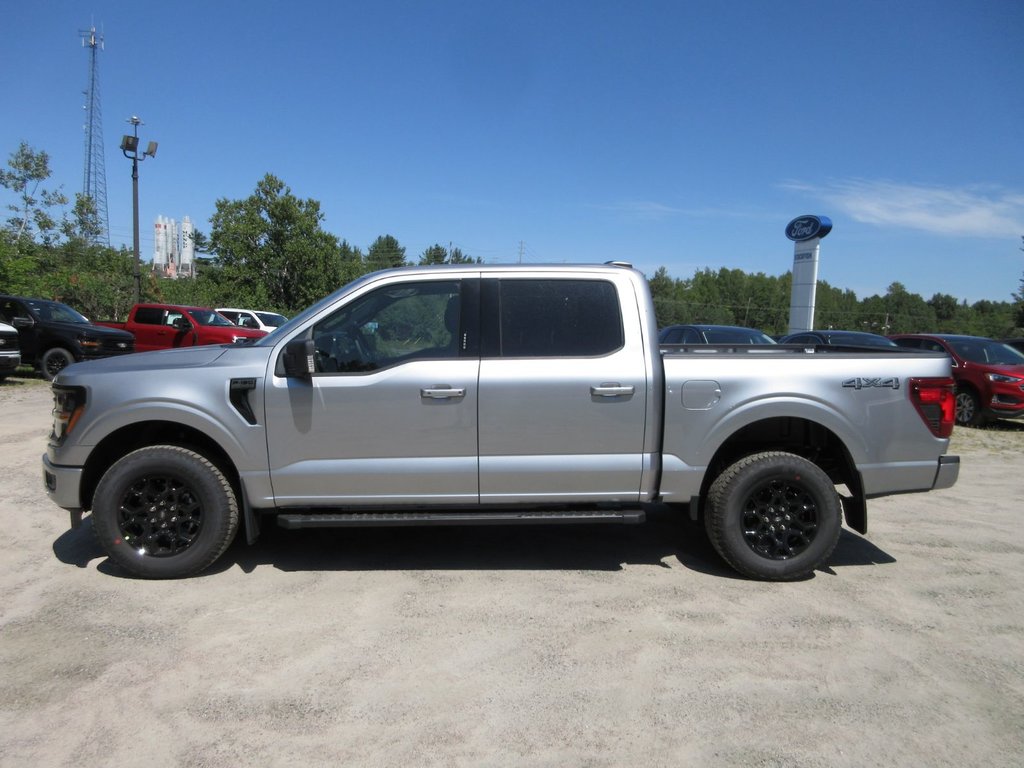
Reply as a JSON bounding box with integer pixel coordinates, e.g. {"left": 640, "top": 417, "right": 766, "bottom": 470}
{"left": 91, "top": 446, "right": 239, "bottom": 579}
{"left": 41, "top": 347, "right": 75, "bottom": 380}
{"left": 705, "top": 451, "right": 842, "bottom": 581}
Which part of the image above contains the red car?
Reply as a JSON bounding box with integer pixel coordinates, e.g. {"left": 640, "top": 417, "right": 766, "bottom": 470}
{"left": 97, "top": 304, "right": 267, "bottom": 352}
{"left": 890, "top": 334, "right": 1024, "bottom": 426}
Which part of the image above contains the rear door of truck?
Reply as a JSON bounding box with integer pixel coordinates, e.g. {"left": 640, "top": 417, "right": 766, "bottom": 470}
{"left": 476, "top": 273, "right": 650, "bottom": 504}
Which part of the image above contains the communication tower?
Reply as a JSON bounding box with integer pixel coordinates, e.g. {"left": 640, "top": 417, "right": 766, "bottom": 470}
{"left": 80, "top": 25, "right": 110, "bottom": 246}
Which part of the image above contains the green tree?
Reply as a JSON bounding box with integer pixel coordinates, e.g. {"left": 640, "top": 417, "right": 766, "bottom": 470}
{"left": 448, "top": 246, "right": 479, "bottom": 264}
{"left": 419, "top": 243, "right": 448, "bottom": 265}
{"left": 928, "top": 293, "right": 961, "bottom": 332}
{"left": 0, "top": 142, "right": 68, "bottom": 243}
{"left": 366, "top": 235, "right": 407, "bottom": 271}
{"left": 209, "top": 174, "right": 342, "bottom": 312}
{"left": 415, "top": 243, "right": 480, "bottom": 265}
{"left": 338, "top": 239, "right": 366, "bottom": 285}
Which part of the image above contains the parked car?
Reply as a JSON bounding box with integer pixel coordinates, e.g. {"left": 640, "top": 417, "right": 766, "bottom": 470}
{"left": 217, "top": 308, "right": 288, "bottom": 333}
{"left": 890, "top": 334, "right": 1024, "bottom": 426}
{"left": 659, "top": 324, "right": 776, "bottom": 344}
{"left": 779, "top": 330, "right": 898, "bottom": 348}
{"left": 96, "top": 304, "right": 267, "bottom": 352}
{"left": 0, "top": 294, "right": 135, "bottom": 380}
{"left": 0, "top": 320, "right": 20, "bottom": 380}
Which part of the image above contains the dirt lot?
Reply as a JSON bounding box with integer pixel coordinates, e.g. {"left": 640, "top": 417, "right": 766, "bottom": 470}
{"left": 1, "top": 374, "right": 1022, "bottom": 767}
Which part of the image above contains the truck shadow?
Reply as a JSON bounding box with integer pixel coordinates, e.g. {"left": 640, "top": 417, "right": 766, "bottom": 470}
{"left": 51, "top": 505, "right": 897, "bottom": 579}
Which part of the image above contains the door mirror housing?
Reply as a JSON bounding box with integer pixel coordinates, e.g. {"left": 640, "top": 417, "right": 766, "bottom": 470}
{"left": 282, "top": 338, "right": 315, "bottom": 378}
{"left": 172, "top": 316, "right": 192, "bottom": 331}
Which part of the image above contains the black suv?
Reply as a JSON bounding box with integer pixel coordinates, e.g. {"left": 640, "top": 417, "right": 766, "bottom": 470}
{"left": 0, "top": 294, "right": 135, "bottom": 380}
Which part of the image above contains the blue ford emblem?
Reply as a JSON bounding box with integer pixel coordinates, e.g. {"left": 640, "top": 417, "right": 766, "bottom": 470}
{"left": 785, "top": 215, "right": 833, "bottom": 241}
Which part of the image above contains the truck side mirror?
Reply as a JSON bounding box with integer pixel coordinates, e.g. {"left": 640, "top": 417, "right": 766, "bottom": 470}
{"left": 172, "top": 317, "right": 192, "bottom": 331}
{"left": 12, "top": 316, "right": 34, "bottom": 329}
{"left": 282, "top": 338, "right": 316, "bottom": 378}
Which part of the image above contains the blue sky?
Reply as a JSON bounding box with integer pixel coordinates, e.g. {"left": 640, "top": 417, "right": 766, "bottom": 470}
{"left": 3, "top": 0, "right": 1022, "bottom": 304}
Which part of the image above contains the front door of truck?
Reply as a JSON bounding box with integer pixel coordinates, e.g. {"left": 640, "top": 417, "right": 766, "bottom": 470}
{"left": 264, "top": 277, "right": 480, "bottom": 506}
{"left": 476, "top": 276, "right": 649, "bottom": 503}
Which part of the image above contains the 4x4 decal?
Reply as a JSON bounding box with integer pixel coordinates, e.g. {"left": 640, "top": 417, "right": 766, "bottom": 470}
{"left": 843, "top": 377, "right": 901, "bottom": 390}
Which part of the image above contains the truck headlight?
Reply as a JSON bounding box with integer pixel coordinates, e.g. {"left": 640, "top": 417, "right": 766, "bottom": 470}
{"left": 78, "top": 336, "right": 101, "bottom": 349}
{"left": 51, "top": 385, "right": 86, "bottom": 443}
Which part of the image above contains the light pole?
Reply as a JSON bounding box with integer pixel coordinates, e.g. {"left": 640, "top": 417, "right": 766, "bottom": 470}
{"left": 120, "top": 116, "right": 157, "bottom": 304}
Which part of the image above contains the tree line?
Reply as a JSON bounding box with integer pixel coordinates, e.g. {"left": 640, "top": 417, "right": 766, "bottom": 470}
{"left": 2, "top": 142, "right": 1023, "bottom": 336}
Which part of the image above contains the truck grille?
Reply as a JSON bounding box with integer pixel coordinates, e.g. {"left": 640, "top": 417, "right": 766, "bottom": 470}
{"left": 101, "top": 337, "right": 134, "bottom": 354}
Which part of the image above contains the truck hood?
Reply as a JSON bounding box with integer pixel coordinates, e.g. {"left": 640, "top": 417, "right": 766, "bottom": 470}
{"left": 50, "top": 320, "right": 134, "bottom": 341}
{"left": 55, "top": 345, "right": 236, "bottom": 382}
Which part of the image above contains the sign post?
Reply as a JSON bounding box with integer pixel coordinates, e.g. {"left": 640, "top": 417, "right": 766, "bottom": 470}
{"left": 785, "top": 215, "right": 832, "bottom": 335}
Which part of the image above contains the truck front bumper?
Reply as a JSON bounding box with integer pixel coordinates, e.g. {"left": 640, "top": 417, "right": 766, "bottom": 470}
{"left": 42, "top": 454, "right": 84, "bottom": 523}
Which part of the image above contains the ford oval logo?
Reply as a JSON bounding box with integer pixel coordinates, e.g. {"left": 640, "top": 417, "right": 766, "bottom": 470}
{"left": 785, "top": 215, "right": 833, "bottom": 241}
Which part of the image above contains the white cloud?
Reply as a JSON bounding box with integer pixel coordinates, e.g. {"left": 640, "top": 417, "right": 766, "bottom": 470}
{"left": 594, "top": 201, "right": 770, "bottom": 222}
{"left": 596, "top": 201, "right": 686, "bottom": 220}
{"left": 783, "top": 179, "right": 1024, "bottom": 238}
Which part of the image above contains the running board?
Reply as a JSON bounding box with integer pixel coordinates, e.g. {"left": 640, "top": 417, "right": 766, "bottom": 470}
{"left": 277, "top": 509, "right": 645, "bottom": 529}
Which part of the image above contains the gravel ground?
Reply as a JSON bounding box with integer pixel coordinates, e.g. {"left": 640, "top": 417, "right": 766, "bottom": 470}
{"left": 1, "top": 374, "right": 1022, "bottom": 767}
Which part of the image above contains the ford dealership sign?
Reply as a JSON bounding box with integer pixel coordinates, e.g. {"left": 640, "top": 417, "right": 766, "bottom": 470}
{"left": 785, "top": 215, "right": 833, "bottom": 241}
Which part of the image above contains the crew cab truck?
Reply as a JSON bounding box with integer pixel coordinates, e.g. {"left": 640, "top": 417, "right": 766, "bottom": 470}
{"left": 96, "top": 303, "right": 266, "bottom": 352}
{"left": 0, "top": 294, "right": 135, "bottom": 380}
{"left": 43, "top": 264, "right": 959, "bottom": 581}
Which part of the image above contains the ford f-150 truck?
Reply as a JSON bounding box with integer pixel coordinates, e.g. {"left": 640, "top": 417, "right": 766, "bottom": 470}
{"left": 96, "top": 303, "right": 266, "bottom": 351}
{"left": 0, "top": 294, "right": 135, "bottom": 380}
{"left": 43, "top": 263, "right": 959, "bottom": 581}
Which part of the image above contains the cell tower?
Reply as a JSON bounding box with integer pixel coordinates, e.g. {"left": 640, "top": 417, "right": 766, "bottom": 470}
{"left": 80, "top": 25, "right": 110, "bottom": 246}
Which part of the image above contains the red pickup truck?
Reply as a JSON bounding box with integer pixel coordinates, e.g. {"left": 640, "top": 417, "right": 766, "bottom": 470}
{"left": 97, "top": 304, "right": 267, "bottom": 352}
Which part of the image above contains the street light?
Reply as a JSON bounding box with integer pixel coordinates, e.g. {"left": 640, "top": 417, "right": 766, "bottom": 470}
{"left": 120, "top": 116, "right": 157, "bottom": 304}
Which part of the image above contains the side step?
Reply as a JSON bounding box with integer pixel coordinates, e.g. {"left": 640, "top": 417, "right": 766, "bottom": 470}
{"left": 277, "top": 508, "right": 645, "bottom": 529}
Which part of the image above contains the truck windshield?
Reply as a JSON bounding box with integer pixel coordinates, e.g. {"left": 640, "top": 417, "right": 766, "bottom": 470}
{"left": 190, "top": 310, "right": 236, "bottom": 327}
{"left": 26, "top": 300, "right": 90, "bottom": 324}
{"left": 951, "top": 339, "right": 1024, "bottom": 365}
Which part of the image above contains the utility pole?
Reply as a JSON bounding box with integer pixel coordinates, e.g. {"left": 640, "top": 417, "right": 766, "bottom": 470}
{"left": 80, "top": 25, "right": 110, "bottom": 245}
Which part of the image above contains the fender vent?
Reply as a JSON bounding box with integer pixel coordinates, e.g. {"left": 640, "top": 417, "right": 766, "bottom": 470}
{"left": 229, "top": 378, "right": 258, "bottom": 425}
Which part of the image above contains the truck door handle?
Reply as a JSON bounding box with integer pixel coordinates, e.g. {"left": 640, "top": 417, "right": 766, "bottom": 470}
{"left": 590, "top": 383, "right": 635, "bottom": 397}
{"left": 420, "top": 386, "right": 466, "bottom": 400}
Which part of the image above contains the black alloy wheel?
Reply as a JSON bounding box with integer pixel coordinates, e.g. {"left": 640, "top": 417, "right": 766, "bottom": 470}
{"left": 42, "top": 347, "right": 75, "bottom": 381}
{"left": 705, "top": 451, "right": 842, "bottom": 581}
{"left": 92, "top": 446, "right": 239, "bottom": 578}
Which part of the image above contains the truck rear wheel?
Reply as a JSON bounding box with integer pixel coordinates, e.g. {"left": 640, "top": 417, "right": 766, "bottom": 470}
{"left": 41, "top": 347, "right": 75, "bottom": 380}
{"left": 704, "top": 451, "right": 841, "bottom": 581}
{"left": 91, "top": 446, "right": 239, "bottom": 579}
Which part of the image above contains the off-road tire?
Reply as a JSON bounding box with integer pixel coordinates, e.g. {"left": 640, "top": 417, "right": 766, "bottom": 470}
{"left": 704, "top": 451, "right": 842, "bottom": 581}
{"left": 91, "top": 445, "right": 239, "bottom": 579}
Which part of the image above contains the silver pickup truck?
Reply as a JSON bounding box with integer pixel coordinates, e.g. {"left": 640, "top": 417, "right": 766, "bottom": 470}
{"left": 43, "top": 263, "right": 959, "bottom": 580}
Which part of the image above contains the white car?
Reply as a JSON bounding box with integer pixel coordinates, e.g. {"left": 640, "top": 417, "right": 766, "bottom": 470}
{"left": 216, "top": 308, "right": 288, "bottom": 333}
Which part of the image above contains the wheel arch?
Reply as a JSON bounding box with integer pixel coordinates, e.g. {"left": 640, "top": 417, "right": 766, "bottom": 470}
{"left": 80, "top": 421, "right": 246, "bottom": 529}
{"left": 696, "top": 416, "right": 866, "bottom": 532}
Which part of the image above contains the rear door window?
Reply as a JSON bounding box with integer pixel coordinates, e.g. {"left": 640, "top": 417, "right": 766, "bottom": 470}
{"left": 492, "top": 279, "right": 623, "bottom": 358}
